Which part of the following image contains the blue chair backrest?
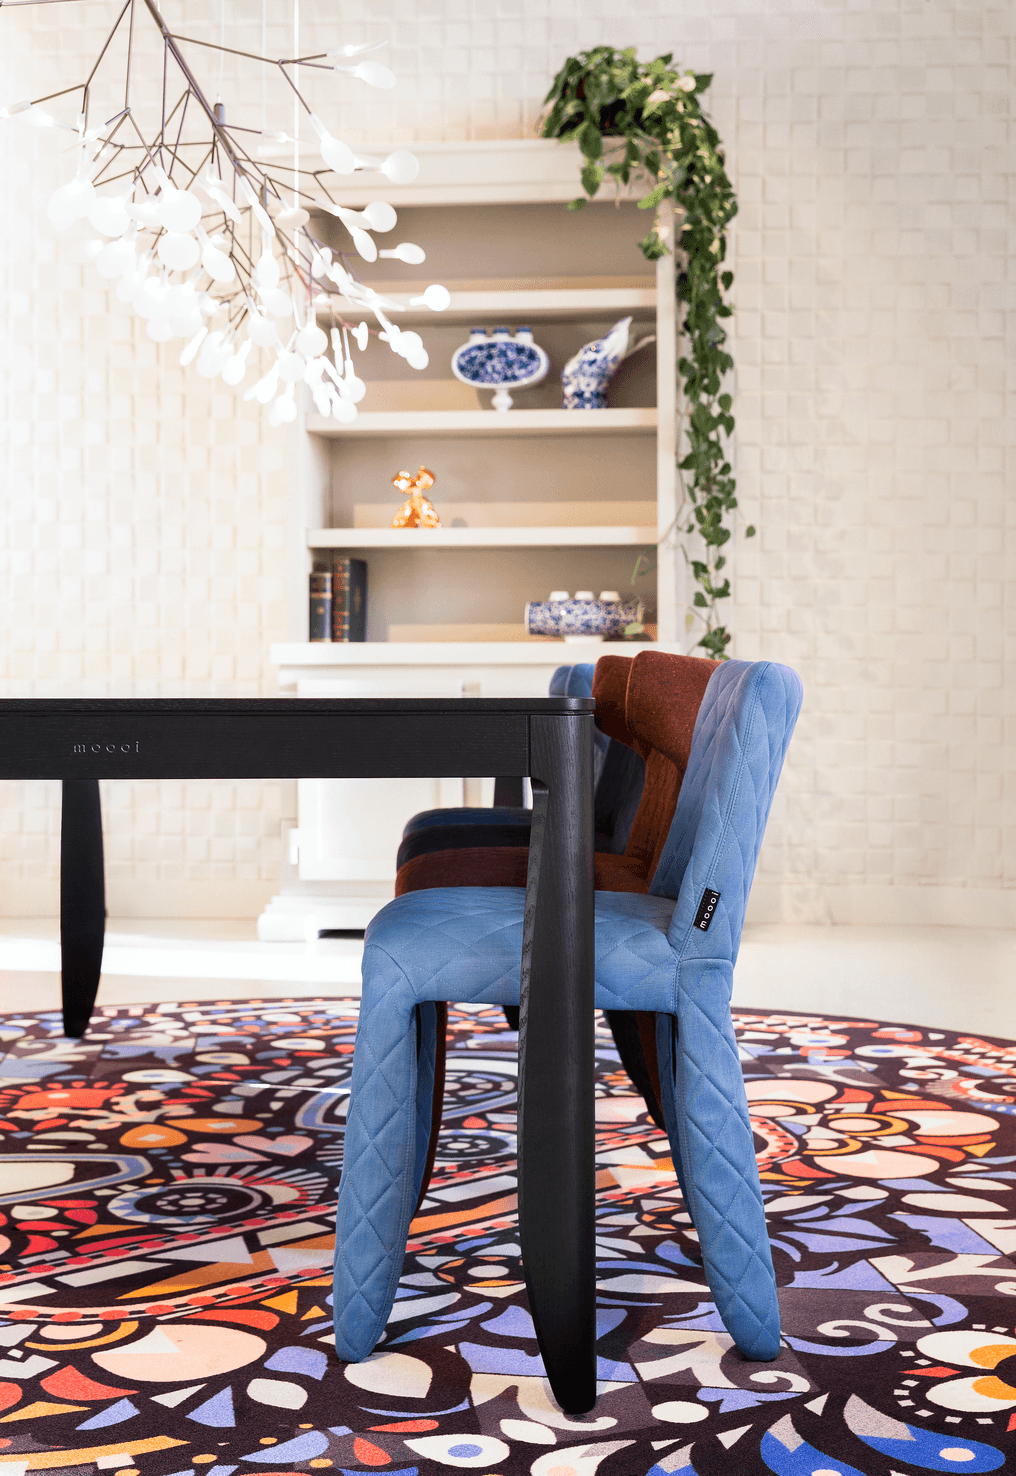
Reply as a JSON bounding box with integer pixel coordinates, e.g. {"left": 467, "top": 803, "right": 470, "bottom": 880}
{"left": 550, "top": 660, "right": 646, "bottom": 853}
{"left": 649, "top": 660, "right": 802, "bottom": 963}
{"left": 550, "top": 661, "right": 609, "bottom": 761}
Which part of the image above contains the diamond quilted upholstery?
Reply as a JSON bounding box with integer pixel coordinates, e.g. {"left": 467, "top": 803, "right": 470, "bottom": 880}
{"left": 650, "top": 660, "right": 803, "bottom": 1361}
{"left": 333, "top": 658, "right": 803, "bottom": 1370}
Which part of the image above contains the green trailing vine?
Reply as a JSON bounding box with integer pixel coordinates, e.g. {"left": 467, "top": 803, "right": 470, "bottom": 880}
{"left": 541, "top": 46, "right": 751, "bottom": 658}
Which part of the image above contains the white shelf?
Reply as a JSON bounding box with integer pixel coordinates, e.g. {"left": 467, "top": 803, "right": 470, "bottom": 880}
{"left": 272, "top": 640, "right": 665, "bottom": 668}
{"left": 307, "top": 525, "right": 656, "bottom": 549}
{"left": 328, "top": 286, "right": 656, "bottom": 326}
{"left": 305, "top": 408, "right": 657, "bottom": 440}
{"left": 298, "top": 138, "right": 619, "bottom": 208}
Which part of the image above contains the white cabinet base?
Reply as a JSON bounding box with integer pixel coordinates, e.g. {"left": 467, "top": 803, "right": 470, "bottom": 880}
{"left": 258, "top": 642, "right": 680, "bottom": 944}
{"left": 257, "top": 892, "right": 393, "bottom": 942}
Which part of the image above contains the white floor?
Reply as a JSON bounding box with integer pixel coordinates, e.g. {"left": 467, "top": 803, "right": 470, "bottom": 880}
{"left": 0, "top": 917, "right": 1012, "bottom": 1038}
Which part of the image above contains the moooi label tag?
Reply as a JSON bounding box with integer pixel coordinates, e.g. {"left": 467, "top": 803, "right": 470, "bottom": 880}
{"left": 694, "top": 888, "right": 720, "bottom": 931}
{"left": 72, "top": 741, "right": 140, "bottom": 755}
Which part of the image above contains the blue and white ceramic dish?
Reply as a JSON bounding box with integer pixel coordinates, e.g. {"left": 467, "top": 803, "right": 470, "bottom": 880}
{"left": 451, "top": 326, "right": 549, "bottom": 411}
{"left": 560, "top": 315, "right": 633, "bottom": 410}
{"left": 525, "top": 595, "right": 644, "bottom": 641}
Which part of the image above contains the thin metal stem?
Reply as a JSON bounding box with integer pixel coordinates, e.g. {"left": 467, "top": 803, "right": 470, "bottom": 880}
{"left": 23, "top": 83, "right": 85, "bottom": 106}
{"left": 171, "top": 33, "right": 273, "bottom": 65}
{"left": 147, "top": 87, "right": 188, "bottom": 171}
{"left": 277, "top": 61, "right": 313, "bottom": 118}
{"left": 160, "top": 36, "right": 167, "bottom": 162}
{"left": 165, "top": 31, "right": 332, "bottom": 68}
{"left": 169, "top": 87, "right": 190, "bottom": 174}
{"left": 138, "top": 0, "right": 247, "bottom": 178}
{"left": 125, "top": 107, "right": 161, "bottom": 175}
{"left": 124, "top": 0, "right": 135, "bottom": 110}
{"left": 83, "top": 0, "right": 132, "bottom": 96}
{"left": 292, "top": 0, "right": 300, "bottom": 207}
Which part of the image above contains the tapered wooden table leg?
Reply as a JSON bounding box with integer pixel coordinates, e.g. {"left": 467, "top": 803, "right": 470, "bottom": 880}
{"left": 519, "top": 712, "right": 596, "bottom": 1414}
{"left": 60, "top": 779, "right": 105, "bottom": 1038}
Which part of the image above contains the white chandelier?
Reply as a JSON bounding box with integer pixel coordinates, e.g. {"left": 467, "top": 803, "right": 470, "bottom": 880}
{"left": 0, "top": 0, "right": 449, "bottom": 427}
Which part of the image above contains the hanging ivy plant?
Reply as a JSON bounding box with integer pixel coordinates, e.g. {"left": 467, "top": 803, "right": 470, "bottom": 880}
{"left": 541, "top": 46, "right": 751, "bottom": 658}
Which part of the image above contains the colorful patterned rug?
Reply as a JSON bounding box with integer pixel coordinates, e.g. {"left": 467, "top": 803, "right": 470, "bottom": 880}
{"left": 1, "top": 1000, "right": 1015, "bottom": 1476}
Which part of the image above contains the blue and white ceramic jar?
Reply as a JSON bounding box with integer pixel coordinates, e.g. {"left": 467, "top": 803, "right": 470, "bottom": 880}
{"left": 560, "top": 315, "right": 633, "bottom": 410}
{"left": 451, "top": 326, "right": 550, "bottom": 411}
{"left": 525, "top": 591, "right": 644, "bottom": 642}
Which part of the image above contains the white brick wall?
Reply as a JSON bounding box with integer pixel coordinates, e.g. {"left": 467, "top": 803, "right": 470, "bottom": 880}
{"left": 0, "top": 1, "right": 1012, "bottom": 921}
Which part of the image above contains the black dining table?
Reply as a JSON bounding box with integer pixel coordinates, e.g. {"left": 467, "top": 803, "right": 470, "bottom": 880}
{"left": 0, "top": 695, "right": 597, "bottom": 1414}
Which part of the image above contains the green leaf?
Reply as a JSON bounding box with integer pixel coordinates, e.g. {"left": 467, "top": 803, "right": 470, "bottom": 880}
{"left": 637, "top": 180, "right": 670, "bottom": 210}
{"left": 566, "top": 197, "right": 588, "bottom": 211}
{"left": 581, "top": 161, "right": 604, "bottom": 196}
{"left": 638, "top": 230, "right": 668, "bottom": 261}
{"left": 745, "top": 525, "right": 756, "bottom": 537}
{"left": 579, "top": 121, "right": 603, "bottom": 158}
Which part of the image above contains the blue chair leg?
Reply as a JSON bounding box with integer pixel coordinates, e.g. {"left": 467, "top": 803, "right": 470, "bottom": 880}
{"left": 333, "top": 949, "right": 432, "bottom": 1361}
{"left": 657, "top": 959, "right": 782, "bottom": 1360}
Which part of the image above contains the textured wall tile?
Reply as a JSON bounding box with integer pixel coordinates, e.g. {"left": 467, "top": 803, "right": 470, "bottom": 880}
{"left": 0, "top": 0, "right": 1012, "bottom": 904}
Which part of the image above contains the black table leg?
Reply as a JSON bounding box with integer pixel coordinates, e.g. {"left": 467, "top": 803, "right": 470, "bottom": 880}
{"left": 519, "top": 713, "right": 596, "bottom": 1414}
{"left": 60, "top": 779, "right": 105, "bottom": 1038}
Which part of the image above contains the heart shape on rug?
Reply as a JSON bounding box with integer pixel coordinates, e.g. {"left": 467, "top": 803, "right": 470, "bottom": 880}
{"left": 182, "top": 1141, "right": 268, "bottom": 1163}
{"left": 234, "top": 1134, "right": 313, "bottom": 1157}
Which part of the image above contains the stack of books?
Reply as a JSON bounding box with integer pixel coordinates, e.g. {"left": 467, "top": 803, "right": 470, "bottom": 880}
{"left": 309, "top": 556, "right": 368, "bottom": 642}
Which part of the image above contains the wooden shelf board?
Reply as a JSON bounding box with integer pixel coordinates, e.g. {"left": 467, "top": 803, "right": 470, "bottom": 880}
{"left": 307, "top": 525, "right": 656, "bottom": 549}
{"left": 350, "top": 499, "right": 658, "bottom": 530}
{"left": 327, "top": 285, "right": 657, "bottom": 326}
{"left": 305, "top": 408, "right": 657, "bottom": 439}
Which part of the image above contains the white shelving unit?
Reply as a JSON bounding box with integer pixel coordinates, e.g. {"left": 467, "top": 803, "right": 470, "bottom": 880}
{"left": 262, "top": 139, "right": 680, "bottom": 942}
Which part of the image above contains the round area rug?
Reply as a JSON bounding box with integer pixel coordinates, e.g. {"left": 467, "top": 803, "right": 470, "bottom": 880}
{"left": 0, "top": 1001, "right": 1015, "bottom": 1476}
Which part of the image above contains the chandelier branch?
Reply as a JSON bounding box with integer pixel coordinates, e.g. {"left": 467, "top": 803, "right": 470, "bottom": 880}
{"left": 3, "top": 1, "right": 439, "bottom": 426}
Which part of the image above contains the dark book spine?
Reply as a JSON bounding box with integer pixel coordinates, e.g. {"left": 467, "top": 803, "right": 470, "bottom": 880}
{"left": 309, "top": 570, "right": 332, "bottom": 642}
{"left": 331, "top": 556, "right": 368, "bottom": 642}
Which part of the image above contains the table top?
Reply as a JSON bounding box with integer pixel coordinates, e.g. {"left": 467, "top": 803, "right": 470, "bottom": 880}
{"left": 0, "top": 696, "right": 594, "bottom": 713}
{"left": 0, "top": 694, "right": 594, "bottom": 780}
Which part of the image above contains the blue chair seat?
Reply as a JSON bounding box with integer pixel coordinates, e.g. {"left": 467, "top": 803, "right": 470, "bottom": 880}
{"left": 359, "top": 886, "right": 678, "bottom": 1009}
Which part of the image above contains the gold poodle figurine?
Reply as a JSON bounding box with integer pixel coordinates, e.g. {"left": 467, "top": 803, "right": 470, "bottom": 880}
{"left": 390, "top": 466, "right": 441, "bottom": 529}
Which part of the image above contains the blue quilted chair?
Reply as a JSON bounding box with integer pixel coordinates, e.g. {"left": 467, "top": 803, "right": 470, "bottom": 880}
{"left": 333, "top": 651, "right": 803, "bottom": 1369}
